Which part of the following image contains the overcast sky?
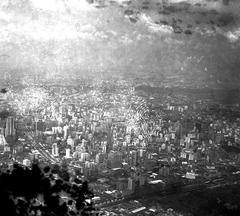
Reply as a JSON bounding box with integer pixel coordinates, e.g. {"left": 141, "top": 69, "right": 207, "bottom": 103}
{"left": 0, "top": 0, "right": 240, "bottom": 88}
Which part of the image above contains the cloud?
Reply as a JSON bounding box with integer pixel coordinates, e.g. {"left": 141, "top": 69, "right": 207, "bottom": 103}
{"left": 76, "top": 24, "right": 96, "bottom": 32}
{"left": 120, "top": 34, "right": 133, "bottom": 45}
{"left": 139, "top": 13, "right": 173, "bottom": 34}
{"left": 0, "top": 7, "right": 110, "bottom": 42}
{"left": 0, "top": 11, "right": 13, "bottom": 21}
{"left": 30, "top": 0, "right": 96, "bottom": 12}
{"left": 224, "top": 29, "right": 240, "bottom": 43}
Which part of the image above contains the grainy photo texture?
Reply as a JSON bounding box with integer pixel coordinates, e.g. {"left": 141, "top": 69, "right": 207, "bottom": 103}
{"left": 0, "top": 0, "right": 240, "bottom": 216}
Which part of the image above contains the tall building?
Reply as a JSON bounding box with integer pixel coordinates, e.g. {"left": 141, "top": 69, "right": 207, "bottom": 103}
{"left": 128, "top": 177, "right": 134, "bottom": 191}
{"left": 67, "top": 136, "right": 74, "bottom": 149}
{"left": 65, "top": 148, "right": 71, "bottom": 158}
{"left": 80, "top": 152, "right": 90, "bottom": 162}
{"left": 95, "top": 153, "right": 104, "bottom": 163}
{"left": 0, "top": 127, "right": 4, "bottom": 135}
{"left": 130, "top": 150, "right": 138, "bottom": 167}
{"left": 139, "top": 175, "right": 146, "bottom": 186}
{"left": 138, "top": 149, "right": 145, "bottom": 158}
{"left": 0, "top": 134, "right": 7, "bottom": 152}
{"left": 5, "top": 116, "right": 15, "bottom": 137}
{"left": 63, "top": 125, "right": 69, "bottom": 140}
{"left": 106, "top": 123, "right": 113, "bottom": 153}
{"left": 52, "top": 143, "right": 59, "bottom": 157}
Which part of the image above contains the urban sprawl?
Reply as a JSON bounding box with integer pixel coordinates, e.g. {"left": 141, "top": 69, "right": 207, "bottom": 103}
{"left": 0, "top": 79, "right": 240, "bottom": 216}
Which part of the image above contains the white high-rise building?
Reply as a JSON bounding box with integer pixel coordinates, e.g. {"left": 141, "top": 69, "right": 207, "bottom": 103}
{"left": 139, "top": 149, "right": 144, "bottom": 157}
{"left": 63, "top": 125, "right": 69, "bottom": 140}
{"left": 0, "top": 134, "right": 7, "bottom": 146}
{"left": 4, "top": 144, "right": 10, "bottom": 152}
{"left": 52, "top": 143, "right": 59, "bottom": 157}
{"left": 65, "top": 148, "right": 71, "bottom": 158}
{"left": 67, "top": 136, "right": 74, "bottom": 149}
{"left": 5, "top": 116, "right": 15, "bottom": 137}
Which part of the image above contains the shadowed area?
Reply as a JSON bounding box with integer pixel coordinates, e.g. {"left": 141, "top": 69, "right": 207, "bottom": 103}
{"left": 0, "top": 162, "right": 95, "bottom": 216}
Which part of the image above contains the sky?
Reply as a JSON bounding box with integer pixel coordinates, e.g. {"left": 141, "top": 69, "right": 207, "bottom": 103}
{"left": 0, "top": 0, "right": 240, "bottom": 88}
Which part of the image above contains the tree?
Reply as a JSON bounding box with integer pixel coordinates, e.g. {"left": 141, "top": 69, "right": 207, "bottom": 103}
{"left": 0, "top": 110, "right": 12, "bottom": 119}
{"left": 0, "top": 88, "right": 7, "bottom": 94}
{"left": 0, "top": 162, "right": 96, "bottom": 216}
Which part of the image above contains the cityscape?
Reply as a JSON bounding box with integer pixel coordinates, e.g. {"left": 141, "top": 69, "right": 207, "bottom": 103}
{"left": 0, "top": 0, "right": 240, "bottom": 216}
{"left": 0, "top": 78, "right": 240, "bottom": 215}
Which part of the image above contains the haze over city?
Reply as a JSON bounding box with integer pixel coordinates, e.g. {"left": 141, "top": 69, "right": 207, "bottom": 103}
{"left": 0, "top": 1, "right": 240, "bottom": 216}
{"left": 0, "top": 0, "right": 240, "bottom": 88}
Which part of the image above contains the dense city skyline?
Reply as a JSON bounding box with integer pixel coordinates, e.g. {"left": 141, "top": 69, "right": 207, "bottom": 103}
{"left": 0, "top": 79, "right": 240, "bottom": 215}
{"left": 0, "top": 1, "right": 240, "bottom": 216}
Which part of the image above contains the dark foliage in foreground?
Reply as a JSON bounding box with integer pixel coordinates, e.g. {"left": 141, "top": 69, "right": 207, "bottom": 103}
{"left": 0, "top": 162, "right": 96, "bottom": 216}
{"left": 0, "top": 88, "right": 7, "bottom": 94}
